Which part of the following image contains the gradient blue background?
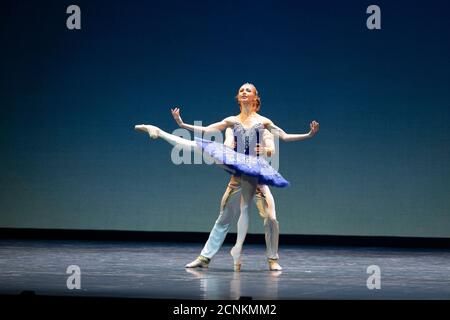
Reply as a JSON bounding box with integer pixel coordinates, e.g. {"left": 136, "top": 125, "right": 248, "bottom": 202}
{"left": 1, "top": 0, "right": 449, "bottom": 237}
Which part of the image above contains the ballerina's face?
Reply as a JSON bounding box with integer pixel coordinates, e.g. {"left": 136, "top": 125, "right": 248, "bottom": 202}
{"left": 237, "top": 84, "right": 257, "bottom": 106}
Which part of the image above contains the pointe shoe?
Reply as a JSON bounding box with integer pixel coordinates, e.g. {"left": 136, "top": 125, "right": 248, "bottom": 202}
{"left": 134, "top": 124, "right": 147, "bottom": 133}
{"left": 230, "top": 246, "right": 242, "bottom": 272}
{"left": 268, "top": 259, "right": 283, "bottom": 271}
{"left": 134, "top": 125, "right": 159, "bottom": 139}
{"left": 185, "top": 256, "right": 210, "bottom": 268}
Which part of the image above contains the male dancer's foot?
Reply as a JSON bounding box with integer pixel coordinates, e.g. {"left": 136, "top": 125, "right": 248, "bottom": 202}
{"left": 134, "top": 124, "right": 160, "bottom": 139}
{"left": 185, "top": 256, "right": 210, "bottom": 268}
{"left": 268, "top": 259, "right": 283, "bottom": 271}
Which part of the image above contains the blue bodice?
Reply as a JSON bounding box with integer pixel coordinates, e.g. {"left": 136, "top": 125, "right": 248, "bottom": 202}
{"left": 233, "top": 122, "right": 264, "bottom": 156}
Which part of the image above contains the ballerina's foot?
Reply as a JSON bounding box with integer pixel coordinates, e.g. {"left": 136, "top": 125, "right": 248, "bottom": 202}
{"left": 268, "top": 259, "right": 283, "bottom": 271}
{"left": 230, "top": 246, "right": 242, "bottom": 272}
{"left": 134, "top": 125, "right": 160, "bottom": 139}
{"left": 185, "top": 256, "right": 210, "bottom": 268}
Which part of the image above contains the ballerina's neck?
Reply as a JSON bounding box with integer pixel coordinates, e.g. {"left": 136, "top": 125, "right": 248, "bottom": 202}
{"left": 239, "top": 102, "right": 257, "bottom": 116}
{"left": 239, "top": 109, "right": 257, "bottom": 122}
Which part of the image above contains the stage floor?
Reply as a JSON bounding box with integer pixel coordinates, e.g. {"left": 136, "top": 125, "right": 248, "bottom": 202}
{"left": 0, "top": 239, "right": 449, "bottom": 300}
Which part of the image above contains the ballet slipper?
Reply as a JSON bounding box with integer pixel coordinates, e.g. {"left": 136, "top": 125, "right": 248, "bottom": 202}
{"left": 185, "top": 256, "right": 210, "bottom": 268}
{"left": 268, "top": 259, "right": 283, "bottom": 271}
{"left": 134, "top": 125, "right": 159, "bottom": 139}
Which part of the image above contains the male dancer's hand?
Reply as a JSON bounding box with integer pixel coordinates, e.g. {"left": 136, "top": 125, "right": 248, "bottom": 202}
{"left": 255, "top": 144, "right": 273, "bottom": 157}
{"left": 225, "top": 140, "right": 236, "bottom": 149}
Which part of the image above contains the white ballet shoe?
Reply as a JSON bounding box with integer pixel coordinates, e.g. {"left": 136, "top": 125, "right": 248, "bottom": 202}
{"left": 134, "top": 124, "right": 146, "bottom": 132}
{"left": 134, "top": 124, "right": 159, "bottom": 139}
{"left": 268, "top": 259, "right": 283, "bottom": 271}
{"left": 230, "top": 246, "right": 242, "bottom": 272}
{"left": 185, "top": 256, "right": 210, "bottom": 268}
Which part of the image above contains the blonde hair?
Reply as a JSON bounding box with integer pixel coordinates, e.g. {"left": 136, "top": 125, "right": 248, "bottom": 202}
{"left": 235, "top": 83, "right": 261, "bottom": 112}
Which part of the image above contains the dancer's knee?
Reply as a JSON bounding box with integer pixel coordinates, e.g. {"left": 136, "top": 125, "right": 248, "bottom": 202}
{"left": 220, "top": 187, "right": 239, "bottom": 211}
{"left": 214, "top": 218, "right": 230, "bottom": 230}
{"left": 215, "top": 211, "right": 232, "bottom": 226}
{"left": 264, "top": 216, "right": 278, "bottom": 226}
{"left": 240, "top": 203, "right": 250, "bottom": 214}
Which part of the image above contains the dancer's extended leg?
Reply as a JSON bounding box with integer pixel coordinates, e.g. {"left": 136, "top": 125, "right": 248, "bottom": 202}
{"left": 135, "top": 124, "right": 197, "bottom": 149}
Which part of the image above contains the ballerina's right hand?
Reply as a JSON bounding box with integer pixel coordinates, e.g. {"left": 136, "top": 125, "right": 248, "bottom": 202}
{"left": 171, "top": 107, "right": 184, "bottom": 126}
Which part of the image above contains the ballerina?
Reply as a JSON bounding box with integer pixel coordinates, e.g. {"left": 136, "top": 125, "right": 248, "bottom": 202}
{"left": 135, "top": 82, "right": 319, "bottom": 271}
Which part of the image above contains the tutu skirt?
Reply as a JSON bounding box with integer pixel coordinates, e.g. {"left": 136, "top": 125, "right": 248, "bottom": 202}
{"left": 195, "top": 137, "right": 289, "bottom": 188}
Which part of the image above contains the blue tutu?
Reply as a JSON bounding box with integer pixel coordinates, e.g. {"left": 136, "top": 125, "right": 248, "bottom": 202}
{"left": 195, "top": 137, "right": 289, "bottom": 188}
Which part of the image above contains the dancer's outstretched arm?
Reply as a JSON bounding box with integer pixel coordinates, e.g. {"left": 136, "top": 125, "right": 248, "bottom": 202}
{"left": 262, "top": 117, "right": 320, "bottom": 142}
{"left": 171, "top": 107, "right": 234, "bottom": 133}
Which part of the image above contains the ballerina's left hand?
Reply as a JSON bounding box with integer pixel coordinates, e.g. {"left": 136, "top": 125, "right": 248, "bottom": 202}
{"left": 309, "top": 120, "right": 319, "bottom": 137}
{"left": 171, "top": 107, "right": 184, "bottom": 127}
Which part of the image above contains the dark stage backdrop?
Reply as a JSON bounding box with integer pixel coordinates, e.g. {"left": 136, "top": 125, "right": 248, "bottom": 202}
{"left": 1, "top": 0, "right": 449, "bottom": 237}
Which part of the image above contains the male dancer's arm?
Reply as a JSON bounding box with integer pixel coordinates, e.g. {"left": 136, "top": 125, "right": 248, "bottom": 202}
{"left": 259, "top": 129, "right": 276, "bottom": 157}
